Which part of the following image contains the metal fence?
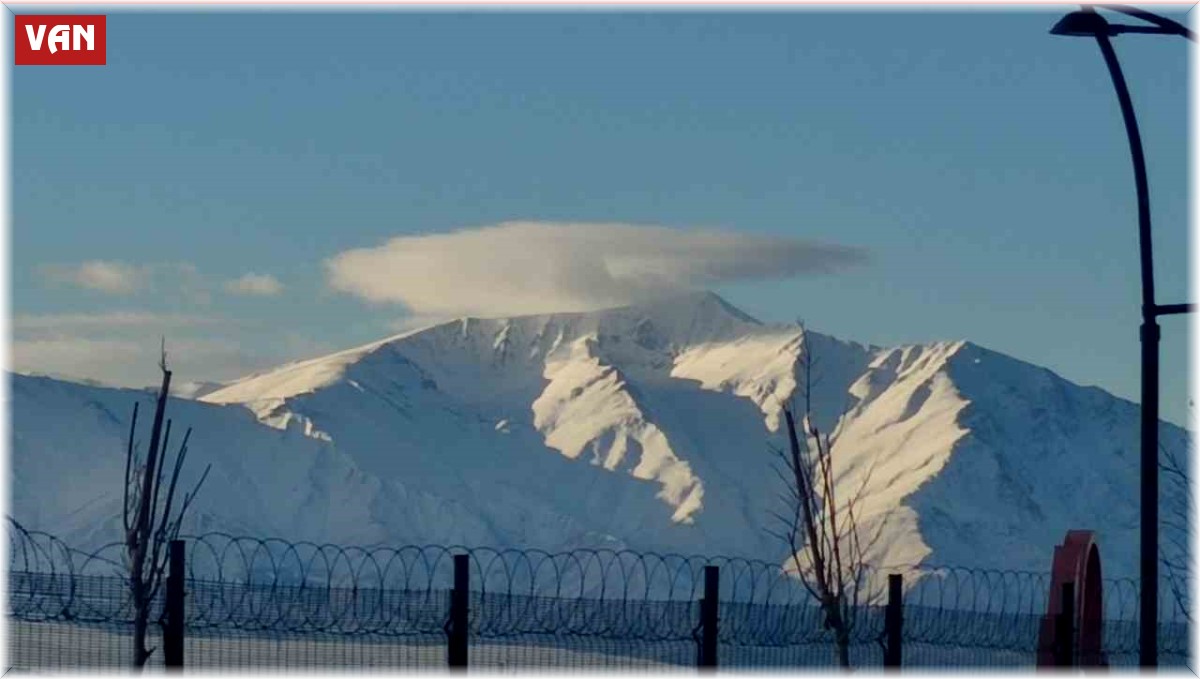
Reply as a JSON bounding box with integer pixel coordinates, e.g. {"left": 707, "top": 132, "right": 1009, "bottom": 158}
{"left": 6, "top": 522, "right": 1191, "bottom": 671}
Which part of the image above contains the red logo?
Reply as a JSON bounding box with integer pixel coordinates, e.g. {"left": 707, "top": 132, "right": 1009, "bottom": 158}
{"left": 15, "top": 15, "right": 106, "bottom": 66}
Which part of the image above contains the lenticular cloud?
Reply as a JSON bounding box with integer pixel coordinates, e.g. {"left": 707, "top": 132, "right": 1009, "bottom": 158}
{"left": 325, "top": 221, "right": 867, "bottom": 317}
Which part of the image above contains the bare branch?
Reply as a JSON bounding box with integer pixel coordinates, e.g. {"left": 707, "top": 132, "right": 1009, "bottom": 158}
{"left": 122, "top": 403, "right": 140, "bottom": 536}
{"left": 121, "top": 347, "right": 205, "bottom": 669}
{"left": 768, "top": 334, "right": 866, "bottom": 668}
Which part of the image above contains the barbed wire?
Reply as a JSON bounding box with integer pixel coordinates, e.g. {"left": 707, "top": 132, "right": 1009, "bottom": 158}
{"left": 6, "top": 519, "right": 1189, "bottom": 653}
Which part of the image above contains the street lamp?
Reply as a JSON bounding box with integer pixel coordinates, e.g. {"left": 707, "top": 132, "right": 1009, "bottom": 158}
{"left": 1050, "top": 4, "right": 1193, "bottom": 668}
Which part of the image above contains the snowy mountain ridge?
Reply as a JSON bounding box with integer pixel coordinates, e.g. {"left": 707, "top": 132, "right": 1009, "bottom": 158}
{"left": 10, "top": 292, "right": 1189, "bottom": 583}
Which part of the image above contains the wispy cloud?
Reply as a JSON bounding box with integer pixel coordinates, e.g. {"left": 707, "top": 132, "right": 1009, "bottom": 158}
{"left": 38, "top": 262, "right": 286, "bottom": 305}
{"left": 11, "top": 309, "right": 295, "bottom": 388}
{"left": 13, "top": 311, "right": 220, "bottom": 332}
{"left": 326, "top": 221, "right": 868, "bottom": 317}
{"left": 12, "top": 336, "right": 259, "bottom": 388}
{"left": 224, "top": 273, "right": 284, "bottom": 297}
{"left": 41, "top": 261, "right": 148, "bottom": 295}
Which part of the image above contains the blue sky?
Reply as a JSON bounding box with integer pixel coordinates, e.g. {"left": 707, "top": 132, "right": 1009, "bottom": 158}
{"left": 10, "top": 9, "right": 1191, "bottom": 425}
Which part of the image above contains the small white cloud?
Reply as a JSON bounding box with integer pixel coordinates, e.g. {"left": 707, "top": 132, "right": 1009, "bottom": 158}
{"left": 38, "top": 261, "right": 233, "bottom": 305}
{"left": 325, "top": 221, "right": 867, "bottom": 317}
{"left": 224, "top": 273, "right": 284, "bottom": 297}
{"left": 42, "top": 261, "right": 147, "bottom": 295}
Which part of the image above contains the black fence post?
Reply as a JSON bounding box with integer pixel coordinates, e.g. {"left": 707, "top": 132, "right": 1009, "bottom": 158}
{"left": 164, "top": 539, "right": 185, "bottom": 670}
{"left": 1055, "top": 581, "right": 1075, "bottom": 667}
{"left": 698, "top": 565, "right": 719, "bottom": 669}
{"left": 884, "top": 573, "right": 903, "bottom": 670}
{"left": 448, "top": 554, "right": 469, "bottom": 670}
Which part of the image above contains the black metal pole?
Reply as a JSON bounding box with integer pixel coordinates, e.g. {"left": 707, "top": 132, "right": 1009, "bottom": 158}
{"left": 1091, "top": 28, "right": 1158, "bottom": 668}
{"left": 164, "top": 539, "right": 185, "bottom": 669}
{"left": 448, "top": 554, "right": 469, "bottom": 670}
{"left": 884, "top": 573, "right": 903, "bottom": 669}
{"left": 698, "top": 565, "right": 719, "bottom": 669}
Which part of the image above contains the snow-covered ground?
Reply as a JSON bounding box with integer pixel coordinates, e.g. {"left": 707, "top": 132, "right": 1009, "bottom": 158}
{"left": 9, "top": 292, "right": 1190, "bottom": 591}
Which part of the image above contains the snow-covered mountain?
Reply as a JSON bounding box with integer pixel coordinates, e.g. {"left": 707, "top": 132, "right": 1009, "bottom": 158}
{"left": 9, "top": 291, "right": 1190, "bottom": 582}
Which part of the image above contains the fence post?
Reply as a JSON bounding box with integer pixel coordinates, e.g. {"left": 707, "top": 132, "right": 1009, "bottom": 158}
{"left": 164, "top": 539, "right": 185, "bottom": 670}
{"left": 1055, "top": 581, "right": 1075, "bottom": 667}
{"left": 448, "top": 553, "right": 469, "bottom": 670}
{"left": 697, "top": 565, "right": 719, "bottom": 669}
{"left": 884, "top": 573, "right": 903, "bottom": 669}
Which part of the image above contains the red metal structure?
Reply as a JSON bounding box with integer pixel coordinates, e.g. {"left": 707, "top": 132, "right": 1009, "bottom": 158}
{"left": 1037, "top": 530, "right": 1107, "bottom": 667}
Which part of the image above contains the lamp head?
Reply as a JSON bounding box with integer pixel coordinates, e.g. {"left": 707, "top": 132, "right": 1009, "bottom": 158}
{"left": 1050, "top": 10, "right": 1112, "bottom": 37}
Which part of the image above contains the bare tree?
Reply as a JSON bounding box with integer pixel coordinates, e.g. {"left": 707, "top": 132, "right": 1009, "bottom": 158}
{"left": 1160, "top": 439, "right": 1191, "bottom": 622}
{"left": 123, "top": 344, "right": 210, "bottom": 669}
{"left": 767, "top": 328, "right": 875, "bottom": 669}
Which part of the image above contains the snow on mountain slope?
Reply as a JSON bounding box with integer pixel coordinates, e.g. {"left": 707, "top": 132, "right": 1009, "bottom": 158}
{"left": 11, "top": 374, "right": 382, "bottom": 547}
{"left": 10, "top": 292, "right": 1190, "bottom": 585}
{"left": 816, "top": 341, "right": 974, "bottom": 569}
{"left": 10, "top": 374, "right": 632, "bottom": 553}
{"left": 534, "top": 336, "right": 703, "bottom": 523}
{"left": 909, "top": 342, "right": 1190, "bottom": 574}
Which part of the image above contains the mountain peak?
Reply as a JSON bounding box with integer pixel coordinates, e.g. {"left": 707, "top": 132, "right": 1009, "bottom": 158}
{"left": 616, "top": 290, "right": 762, "bottom": 326}
{"left": 202, "top": 290, "right": 768, "bottom": 408}
{"left": 444, "top": 290, "right": 762, "bottom": 331}
{"left": 16, "top": 290, "right": 1191, "bottom": 589}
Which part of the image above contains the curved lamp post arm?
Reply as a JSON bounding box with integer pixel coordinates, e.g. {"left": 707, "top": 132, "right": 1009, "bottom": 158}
{"left": 1104, "top": 4, "right": 1195, "bottom": 40}
{"left": 1090, "top": 27, "right": 1156, "bottom": 315}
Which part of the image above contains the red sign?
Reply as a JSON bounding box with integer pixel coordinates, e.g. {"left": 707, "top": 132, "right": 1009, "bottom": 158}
{"left": 15, "top": 15, "right": 106, "bottom": 66}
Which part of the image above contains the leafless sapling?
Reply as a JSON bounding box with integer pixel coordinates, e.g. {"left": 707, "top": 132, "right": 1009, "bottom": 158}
{"left": 123, "top": 345, "right": 210, "bottom": 669}
{"left": 1160, "top": 438, "right": 1191, "bottom": 622}
{"left": 767, "top": 328, "right": 879, "bottom": 669}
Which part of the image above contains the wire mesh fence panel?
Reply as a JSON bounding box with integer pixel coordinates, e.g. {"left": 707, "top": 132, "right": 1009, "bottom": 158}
{"left": 471, "top": 637, "right": 697, "bottom": 671}
{"left": 183, "top": 578, "right": 451, "bottom": 670}
{"left": 6, "top": 623, "right": 168, "bottom": 671}
{"left": 1155, "top": 621, "right": 1191, "bottom": 669}
{"left": 1103, "top": 619, "right": 1191, "bottom": 669}
{"left": 8, "top": 569, "right": 167, "bottom": 671}
{"left": 901, "top": 602, "right": 1071, "bottom": 668}
{"left": 721, "top": 641, "right": 885, "bottom": 669}
{"left": 5, "top": 524, "right": 1193, "bottom": 671}
{"left": 718, "top": 599, "right": 887, "bottom": 669}
{"left": 468, "top": 592, "right": 698, "bottom": 670}
{"left": 900, "top": 605, "right": 1192, "bottom": 669}
{"left": 10, "top": 571, "right": 134, "bottom": 623}
{"left": 9, "top": 620, "right": 134, "bottom": 670}
{"left": 902, "top": 642, "right": 1036, "bottom": 668}
{"left": 903, "top": 604, "right": 1044, "bottom": 656}
{"left": 1152, "top": 652, "right": 1192, "bottom": 670}
{"left": 182, "top": 630, "right": 447, "bottom": 670}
